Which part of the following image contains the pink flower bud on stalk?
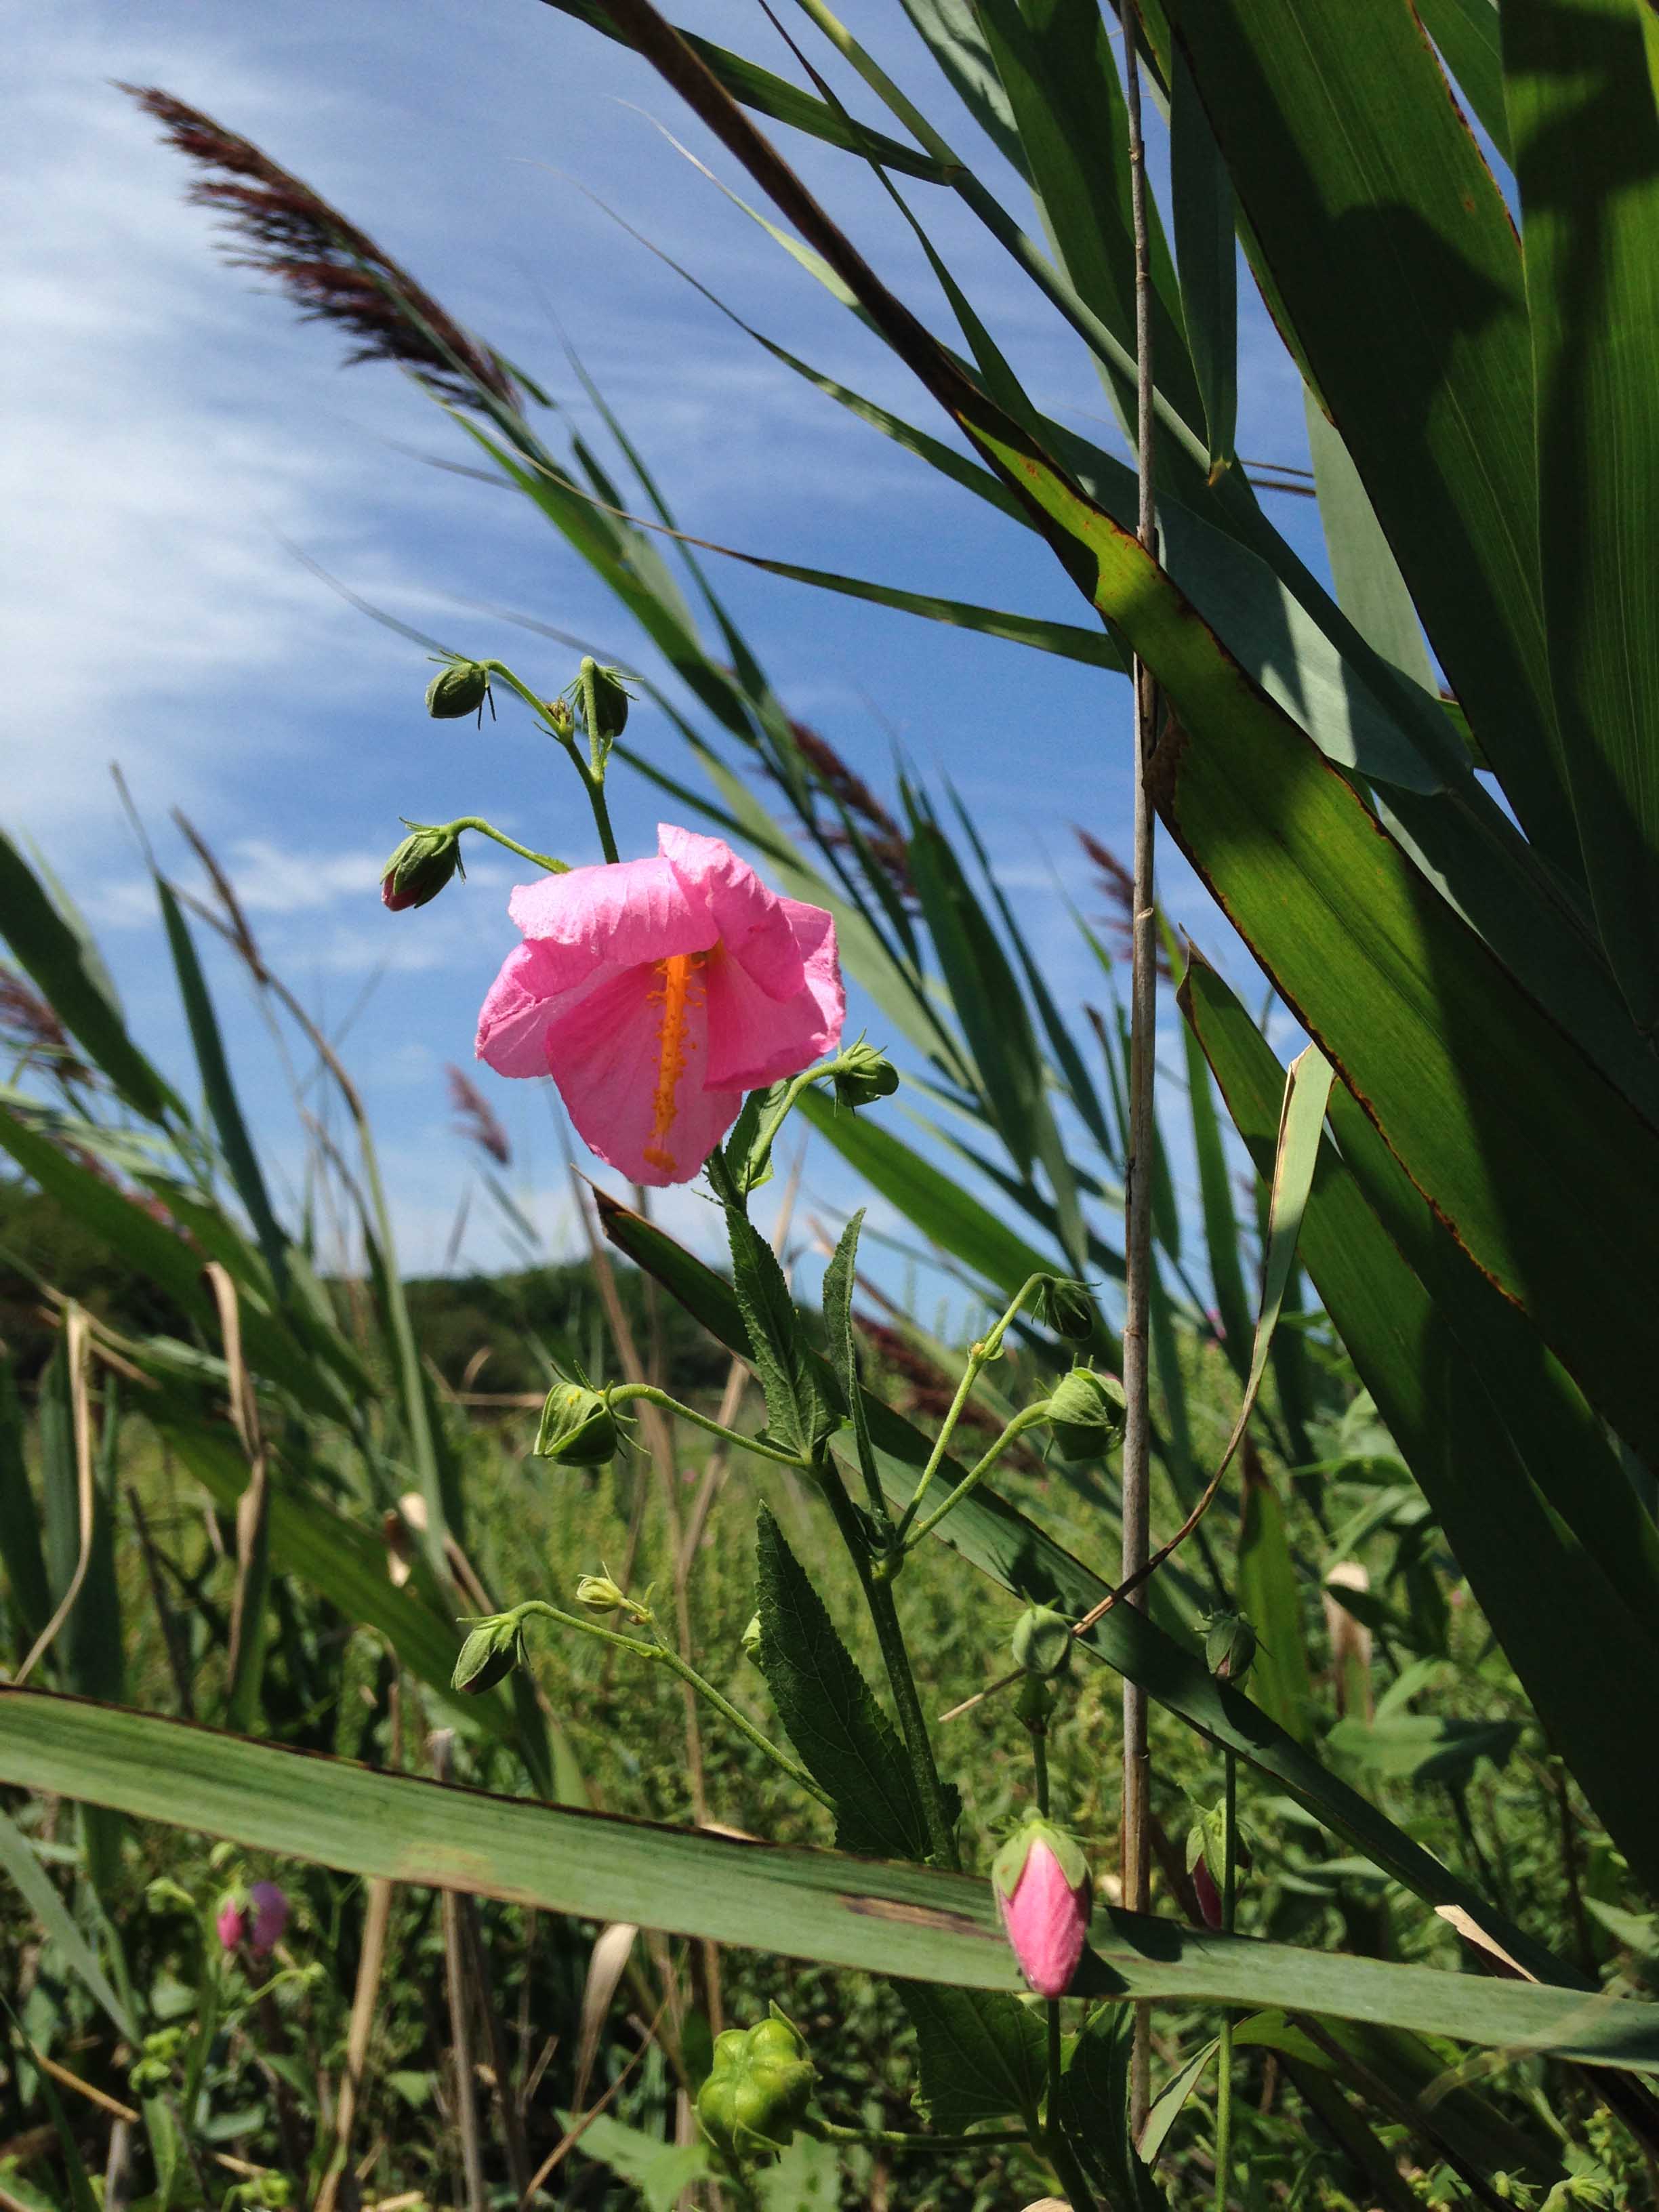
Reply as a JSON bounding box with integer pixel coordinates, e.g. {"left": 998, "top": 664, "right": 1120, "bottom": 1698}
{"left": 216, "top": 1894, "right": 247, "bottom": 1952}
{"left": 1191, "top": 1853, "right": 1224, "bottom": 1931}
{"left": 248, "top": 1881, "right": 289, "bottom": 1954}
{"left": 991, "top": 1819, "right": 1092, "bottom": 1998}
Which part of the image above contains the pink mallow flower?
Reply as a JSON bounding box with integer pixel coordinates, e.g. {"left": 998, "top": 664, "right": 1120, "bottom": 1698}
{"left": 247, "top": 1881, "right": 289, "bottom": 1955}
{"left": 476, "top": 825, "right": 844, "bottom": 1187}
{"left": 991, "top": 1819, "right": 1092, "bottom": 1999}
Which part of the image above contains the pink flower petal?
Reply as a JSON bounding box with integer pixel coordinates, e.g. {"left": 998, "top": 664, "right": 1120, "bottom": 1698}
{"left": 509, "top": 856, "right": 716, "bottom": 968}
{"left": 543, "top": 959, "right": 743, "bottom": 1186}
{"left": 476, "top": 940, "right": 610, "bottom": 1077}
{"left": 659, "top": 825, "right": 804, "bottom": 1000}
{"left": 996, "top": 1838, "right": 1088, "bottom": 1998}
{"left": 703, "top": 935, "right": 842, "bottom": 1090}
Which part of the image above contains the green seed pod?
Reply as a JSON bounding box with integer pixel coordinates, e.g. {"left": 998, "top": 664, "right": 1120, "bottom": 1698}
{"left": 1011, "top": 1604, "right": 1074, "bottom": 1679}
{"left": 579, "top": 657, "right": 632, "bottom": 741}
{"left": 832, "top": 1039, "right": 899, "bottom": 1110}
{"left": 1035, "top": 1275, "right": 1095, "bottom": 1343}
{"left": 1044, "top": 1367, "right": 1128, "bottom": 1461}
{"left": 451, "top": 1612, "right": 525, "bottom": 1695}
{"left": 380, "top": 823, "right": 463, "bottom": 912}
{"left": 1204, "top": 1610, "right": 1257, "bottom": 1683}
{"left": 695, "top": 2007, "right": 816, "bottom": 2160}
{"left": 534, "top": 1381, "right": 620, "bottom": 1467}
{"left": 425, "top": 660, "right": 492, "bottom": 720}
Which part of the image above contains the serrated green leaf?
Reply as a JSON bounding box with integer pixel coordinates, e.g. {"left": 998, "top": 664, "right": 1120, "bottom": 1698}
{"left": 755, "top": 1506, "right": 928, "bottom": 1860}
{"left": 726, "top": 1203, "right": 831, "bottom": 1455}
{"left": 898, "top": 1983, "right": 1044, "bottom": 2132}
{"left": 1053, "top": 2003, "right": 1168, "bottom": 2208}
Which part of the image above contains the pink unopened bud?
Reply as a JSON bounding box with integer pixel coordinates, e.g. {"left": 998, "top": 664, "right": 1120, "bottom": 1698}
{"left": 216, "top": 1894, "right": 247, "bottom": 1952}
{"left": 1191, "top": 1853, "right": 1223, "bottom": 1931}
{"left": 247, "top": 1881, "right": 289, "bottom": 1955}
{"left": 991, "top": 1820, "right": 1091, "bottom": 1999}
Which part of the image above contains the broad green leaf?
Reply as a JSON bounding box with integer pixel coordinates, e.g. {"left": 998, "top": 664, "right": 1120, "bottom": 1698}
{"left": 1237, "top": 1453, "right": 1315, "bottom": 1744}
{"left": 565, "top": 2111, "right": 708, "bottom": 2209}
{"left": 726, "top": 1202, "right": 831, "bottom": 1454}
{"left": 1506, "top": 0, "right": 1659, "bottom": 1032}
{"left": 16, "top": 1689, "right": 1656, "bottom": 2059}
{"left": 0, "top": 831, "right": 180, "bottom": 1125}
{"left": 905, "top": 817, "right": 1045, "bottom": 1173}
{"left": 898, "top": 1983, "right": 1043, "bottom": 2131}
{"left": 155, "top": 878, "right": 289, "bottom": 1294}
{"left": 974, "top": 0, "right": 1201, "bottom": 435}
{"left": 0, "top": 1359, "right": 50, "bottom": 1660}
{"left": 1417, "top": 0, "right": 1511, "bottom": 159}
{"left": 1323, "top": 1079, "right": 1659, "bottom": 1641}
{"left": 1162, "top": 0, "right": 1576, "bottom": 874}
{"left": 1373, "top": 781, "right": 1659, "bottom": 1126}
{"left": 1170, "top": 45, "right": 1238, "bottom": 470}
{"left": 1054, "top": 2004, "right": 1168, "bottom": 2209}
{"left": 1329, "top": 1714, "right": 1521, "bottom": 1789}
{"left": 1175, "top": 986, "right": 1252, "bottom": 1378}
{"left": 754, "top": 1505, "right": 929, "bottom": 1860}
{"left": 533, "top": 0, "right": 956, "bottom": 180}
{"left": 895, "top": 0, "right": 1031, "bottom": 178}
{"left": 796, "top": 1089, "right": 1062, "bottom": 1303}
{"left": 0, "top": 1805, "right": 133, "bottom": 2039}
{"left": 1305, "top": 396, "right": 1437, "bottom": 697}
{"left": 590, "top": 1189, "right": 1577, "bottom": 1986}
{"left": 1181, "top": 956, "right": 1659, "bottom": 1897}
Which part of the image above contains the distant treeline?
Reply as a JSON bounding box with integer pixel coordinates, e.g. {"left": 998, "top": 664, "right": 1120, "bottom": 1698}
{"left": 0, "top": 1176, "right": 729, "bottom": 1397}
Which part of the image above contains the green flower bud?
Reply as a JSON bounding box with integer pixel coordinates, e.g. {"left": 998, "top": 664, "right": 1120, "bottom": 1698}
{"left": 1044, "top": 1367, "right": 1127, "bottom": 1461}
{"left": 1035, "top": 1275, "right": 1095, "bottom": 1343}
{"left": 832, "top": 1039, "right": 899, "bottom": 1110}
{"left": 579, "top": 657, "right": 632, "bottom": 741}
{"left": 741, "top": 1612, "right": 763, "bottom": 1664}
{"left": 452, "top": 1612, "right": 525, "bottom": 1695}
{"left": 425, "top": 660, "right": 492, "bottom": 721}
{"left": 575, "top": 1572, "right": 629, "bottom": 1615}
{"left": 534, "top": 1380, "right": 620, "bottom": 1467}
{"left": 1204, "top": 1611, "right": 1257, "bottom": 1684}
{"left": 1011, "top": 1604, "right": 1074, "bottom": 1679}
{"left": 381, "top": 823, "right": 463, "bottom": 912}
{"left": 695, "top": 2005, "right": 816, "bottom": 2160}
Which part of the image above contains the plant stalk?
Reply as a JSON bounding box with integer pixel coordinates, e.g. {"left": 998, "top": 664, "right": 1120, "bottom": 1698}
{"left": 1118, "top": 0, "right": 1161, "bottom": 2142}
{"left": 1215, "top": 1746, "right": 1237, "bottom": 2211}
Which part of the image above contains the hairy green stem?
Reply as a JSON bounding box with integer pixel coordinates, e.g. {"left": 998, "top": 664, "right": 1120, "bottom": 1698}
{"left": 903, "top": 1404, "right": 1053, "bottom": 1551}
{"left": 514, "top": 1601, "right": 830, "bottom": 1805}
{"left": 817, "top": 1456, "right": 958, "bottom": 1867}
{"left": 606, "top": 1383, "right": 812, "bottom": 1469}
{"left": 481, "top": 658, "right": 621, "bottom": 863}
{"left": 893, "top": 1275, "right": 1048, "bottom": 1542}
{"left": 1046, "top": 2001, "right": 1098, "bottom": 2212}
{"left": 443, "top": 817, "right": 568, "bottom": 876}
{"left": 807, "top": 2118, "right": 1031, "bottom": 2152}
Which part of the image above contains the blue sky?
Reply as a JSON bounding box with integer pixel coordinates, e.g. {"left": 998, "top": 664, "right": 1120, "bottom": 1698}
{"left": 7, "top": 0, "right": 1324, "bottom": 1307}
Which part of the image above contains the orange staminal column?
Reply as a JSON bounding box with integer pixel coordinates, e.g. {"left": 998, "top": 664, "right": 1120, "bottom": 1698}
{"left": 643, "top": 951, "right": 705, "bottom": 1176}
